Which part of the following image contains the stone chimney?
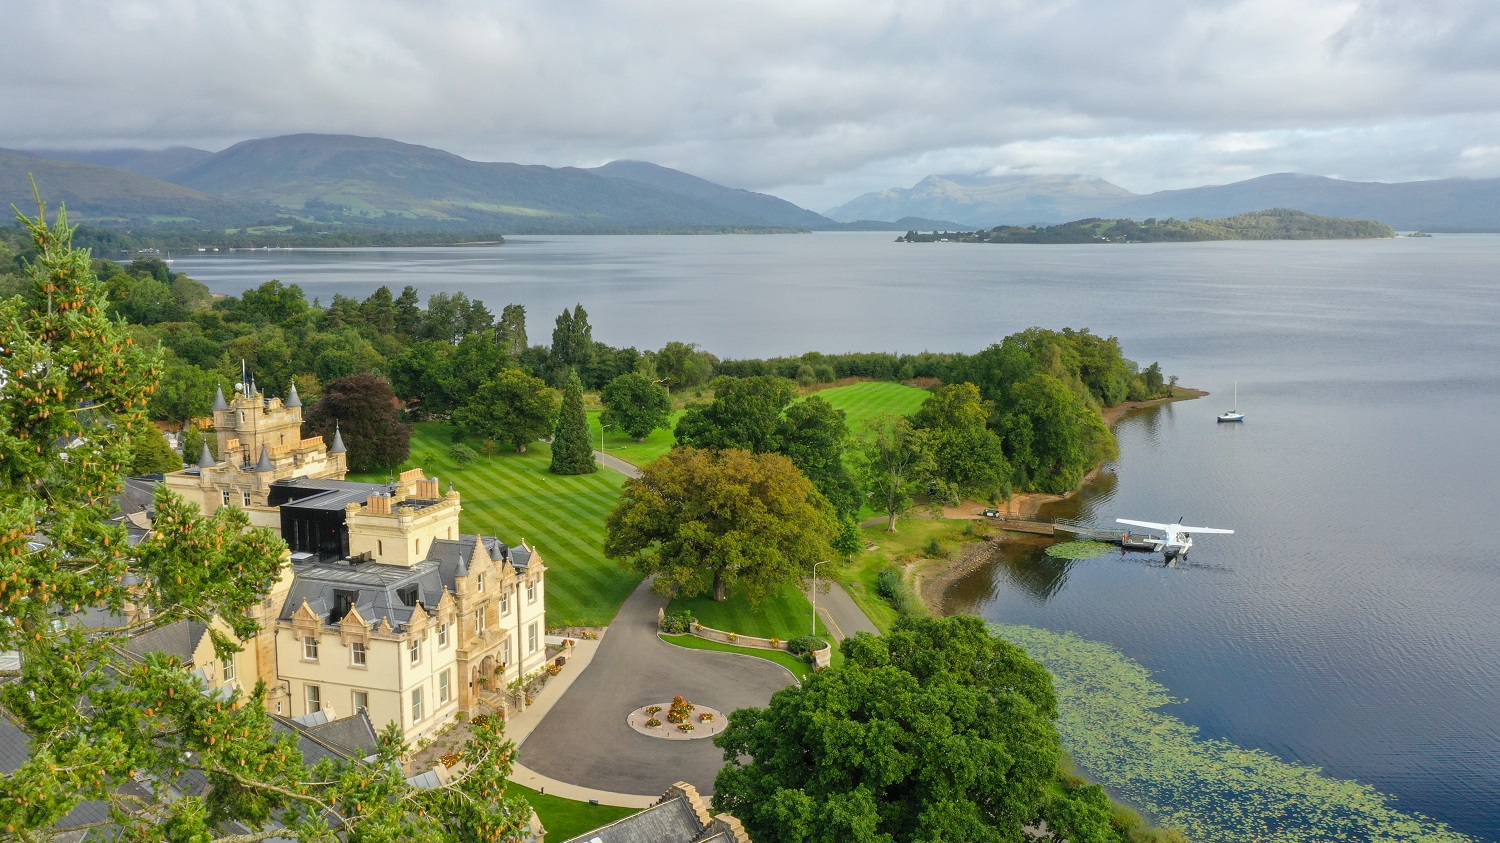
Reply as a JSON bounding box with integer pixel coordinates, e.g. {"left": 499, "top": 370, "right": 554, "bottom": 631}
{"left": 366, "top": 495, "right": 392, "bottom": 516}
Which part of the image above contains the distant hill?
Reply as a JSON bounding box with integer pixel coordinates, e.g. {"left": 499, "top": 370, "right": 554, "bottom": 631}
{"left": 1111, "top": 173, "right": 1500, "bottom": 232}
{"left": 587, "top": 159, "right": 829, "bottom": 228}
{"left": 8, "top": 135, "right": 837, "bottom": 235}
{"left": 814, "top": 216, "right": 970, "bottom": 232}
{"left": 155, "top": 134, "right": 828, "bottom": 232}
{"left": 22, "top": 146, "right": 214, "bottom": 180}
{"left": 825, "top": 174, "right": 1137, "bottom": 227}
{"left": 0, "top": 148, "right": 258, "bottom": 225}
{"left": 828, "top": 171, "right": 1500, "bottom": 231}
{"left": 897, "top": 209, "right": 1396, "bottom": 243}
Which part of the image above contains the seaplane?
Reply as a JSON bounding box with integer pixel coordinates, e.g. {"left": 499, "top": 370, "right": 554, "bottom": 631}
{"left": 1116, "top": 518, "right": 1234, "bottom": 562}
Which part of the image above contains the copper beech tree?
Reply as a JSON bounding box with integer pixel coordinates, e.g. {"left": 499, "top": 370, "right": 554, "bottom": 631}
{"left": 0, "top": 204, "right": 530, "bottom": 842}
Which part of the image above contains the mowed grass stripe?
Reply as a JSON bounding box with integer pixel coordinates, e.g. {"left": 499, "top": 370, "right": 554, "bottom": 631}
{"left": 351, "top": 423, "right": 639, "bottom": 627}
{"left": 802, "top": 381, "right": 931, "bottom": 432}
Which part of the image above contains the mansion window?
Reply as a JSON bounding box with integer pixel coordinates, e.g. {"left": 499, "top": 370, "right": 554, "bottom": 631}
{"left": 303, "top": 636, "right": 319, "bottom": 661}
{"left": 437, "top": 622, "right": 449, "bottom": 649}
{"left": 408, "top": 637, "right": 421, "bottom": 666}
{"left": 306, "top": 684, "right": 322, "bottom": 714}
{"left": 351, "top": 641, "right": 367, "bottom": 667}
{"left": 476, "top": 573, "right": 485, "bottom": 593}
{"left": 439, "top": 670, "right": 451, "bottom": 705}
{"left": 476, "top": 608, "right": 487, "bottom": 633}
{"left": 528, "top": 622, "right": 538, "bottom": 654}
{"left": 222, "top": 660, "right": 236, "bottom": 684}
{"left": 411, "top": 687, "right": 424, "bottom": 723}
{"left": 499, "top": 591, "right": 509, "bottom": 616}
{"left": 526, "top": 581, "right": 536, "bottom": 603}
{"left": 352, "top": 690, "right": 368, "bottom": 712}
{"left": 222, "top": 490, "right": 232, "bottom": 506}
{"left": 242, "top": 491, "right": 252, "bottom": 507}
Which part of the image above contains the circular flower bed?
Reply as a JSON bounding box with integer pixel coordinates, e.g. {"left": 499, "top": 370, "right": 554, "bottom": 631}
{"left": 627, "top": 699, "right": 726, "bottom": 741}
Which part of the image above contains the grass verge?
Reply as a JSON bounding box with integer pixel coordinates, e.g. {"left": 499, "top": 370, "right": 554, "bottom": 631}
{"left": 350, "top": 422, "right": 639, "bottom": 627}
{"left": 659, "top": 634, "right": 814, "bottom": 683}
{"left": 667, "top": 581, "right": 831, "bottom": 641}
{"left": 587, "top": 409, "right": 684, "bottom": 468}
{"left": 507, "top": 782, "right": 636, "bottom": 841}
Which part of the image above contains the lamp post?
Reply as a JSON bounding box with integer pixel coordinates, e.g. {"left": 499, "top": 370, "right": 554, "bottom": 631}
{"left": 812, "top": 560, "right": 828, "bottom": 636}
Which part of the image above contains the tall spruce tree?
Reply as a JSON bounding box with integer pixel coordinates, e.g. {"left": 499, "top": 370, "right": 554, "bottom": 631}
{"left": 550, "top": 369, "right": 597, "bottom": 475}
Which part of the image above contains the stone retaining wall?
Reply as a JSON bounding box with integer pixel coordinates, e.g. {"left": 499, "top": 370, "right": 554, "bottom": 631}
{"left": 658, "top": 608, "right": 832, "bottom": 669}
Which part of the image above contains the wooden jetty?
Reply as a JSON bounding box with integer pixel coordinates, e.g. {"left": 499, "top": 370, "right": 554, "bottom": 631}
{"left": 977, "top": 513, "right": 1164, "bottom": 550}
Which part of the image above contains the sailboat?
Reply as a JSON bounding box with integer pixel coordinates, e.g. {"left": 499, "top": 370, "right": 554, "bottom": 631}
{"left": 1217, "top": 381, "right": 1244, "bottom": 423}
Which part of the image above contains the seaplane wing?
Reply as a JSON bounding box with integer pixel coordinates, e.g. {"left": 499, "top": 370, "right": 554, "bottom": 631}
{"left": 1116, "top": 519, "right": 1233, "bottom": 535}
{"left": 1116, "top": 519, "right": 1173, "bottom": 532}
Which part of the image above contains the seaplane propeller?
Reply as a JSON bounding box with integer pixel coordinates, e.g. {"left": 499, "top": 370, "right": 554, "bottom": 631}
{"left": 1117, "top": 517, "right": 1233, "bottom": 563}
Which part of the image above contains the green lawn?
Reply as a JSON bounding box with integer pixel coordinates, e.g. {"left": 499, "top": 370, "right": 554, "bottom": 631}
{"left": 667, "top": 581, "right": 832, "bottom": 641}
{"left": 507, "top": 783, "right": 636, "bottom": 841}
{"left": 804, "top": 381, "right": 931, "bottom": 431}
{"left": 351, "top": 422, "right": 640, "bottom": 627}
{"left": 586, "top": 409, "right": 684, "bottom": 468}
{"left": 659, "top": 634, "right": 814, "bottom": 683}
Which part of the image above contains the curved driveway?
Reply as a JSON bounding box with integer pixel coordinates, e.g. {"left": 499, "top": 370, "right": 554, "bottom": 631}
{"left": 516, "top": 579, "right": 796, "bottom": 797}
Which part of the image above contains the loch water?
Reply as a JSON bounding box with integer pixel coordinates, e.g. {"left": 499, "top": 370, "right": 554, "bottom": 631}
{"left": 173, "top": 232, "right": 1500, "bottom": 840}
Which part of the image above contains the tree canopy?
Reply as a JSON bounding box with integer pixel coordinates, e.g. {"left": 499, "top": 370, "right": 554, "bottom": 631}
{"left": 453, "top": 368, "right": 559, "bottom": 453}
{"left": 600, "top": 371, "right": 673, "bottom": 441}
{"left": 911, "top": 383, "right": 1011, "bottom": 502}
{"left": 714, "top": 614, "right": 1130, "bottom": 843}
{"left": 604, "top": 447, "right": 837, "bottom": 602}
{"left": 303, "top": 372, "right": 412, "bottom": 473}
{"left": 857, "top": 414, "right": 936, "bottom": 532}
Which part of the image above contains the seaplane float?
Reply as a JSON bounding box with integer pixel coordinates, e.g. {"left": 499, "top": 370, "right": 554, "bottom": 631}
{"left": 1116, "top": 518, "right": 1234, "bottom": 562}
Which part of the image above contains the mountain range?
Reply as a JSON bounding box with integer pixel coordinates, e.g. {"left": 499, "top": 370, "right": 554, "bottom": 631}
{"left": 5, "top": 134, "right": 1500, "bottom": 235}
{"left": 825, "top": 172, "right": 1500, "bottom": 231}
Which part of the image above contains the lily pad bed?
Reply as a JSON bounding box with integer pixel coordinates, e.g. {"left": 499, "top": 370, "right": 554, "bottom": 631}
{"left": 1044, "top": 540, "right": 1115, "bottom": 560}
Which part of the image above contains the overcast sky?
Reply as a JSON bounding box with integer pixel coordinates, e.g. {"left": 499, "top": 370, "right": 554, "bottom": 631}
{"left": 4, "top": 0, "right": 1500, "bottom": 211}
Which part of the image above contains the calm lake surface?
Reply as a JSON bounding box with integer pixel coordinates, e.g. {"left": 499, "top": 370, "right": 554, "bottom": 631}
{"left": 173, "top": 233, "right": 1500, "bottom": 840}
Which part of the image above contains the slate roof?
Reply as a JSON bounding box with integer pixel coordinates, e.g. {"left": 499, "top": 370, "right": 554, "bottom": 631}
{"left": 121, "top": 620, "right": 211, "bottom": 664}
{"left": 279, "top": 534, "right": 515, "bottom": 629}
{"left": 560, "top": 795, "right": 705, "bottom": 843}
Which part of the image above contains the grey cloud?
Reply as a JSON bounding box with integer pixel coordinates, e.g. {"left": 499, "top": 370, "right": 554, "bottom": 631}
{"left": 3, "top": 0, "right": 1499, "bottom": 210}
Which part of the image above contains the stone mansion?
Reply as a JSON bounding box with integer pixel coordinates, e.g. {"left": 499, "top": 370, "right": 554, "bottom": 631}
{"left": 162, "top": 382, "right": 549, "bottom": 744}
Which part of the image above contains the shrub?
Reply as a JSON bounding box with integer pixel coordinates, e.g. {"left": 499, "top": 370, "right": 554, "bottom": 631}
{"left": 875, "top": 568, "right": 902, "bottom": 600}
{"left": 924, "top": 537, "right": 946, "bottom": 558}
{"left": 660, "top": 609, "right": 695, "bottom": 634}
{"left": 646, "top": 705, "right": 662, "bottom": 715}
{"left": 787, "top": 635, "right": 828, "bottom": 657}
{"left": 449, "top": 443, "right": 479, "bottom": 465}
{"left": 645, "top": 717, "right": 661, "bottom": 728}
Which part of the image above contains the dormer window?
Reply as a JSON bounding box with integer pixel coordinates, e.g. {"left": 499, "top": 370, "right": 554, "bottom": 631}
{"left": 331, "top": 590, "right": 357, "bottom": 624}
{"left": 397, "top": 585, "right": 419, "bottom": 608}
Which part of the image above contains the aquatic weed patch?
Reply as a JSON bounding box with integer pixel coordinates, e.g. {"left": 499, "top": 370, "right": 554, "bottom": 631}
{"left": 1044, "top": 540, "right": 1114, "bottom": 560}
{"left": 993, "top": 624, "right": 1472, "bottom": 843}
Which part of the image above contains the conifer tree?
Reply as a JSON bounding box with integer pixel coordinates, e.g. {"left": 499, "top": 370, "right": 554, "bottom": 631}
{"left": 550, "top": 369, "right": 597, "bottom": 475}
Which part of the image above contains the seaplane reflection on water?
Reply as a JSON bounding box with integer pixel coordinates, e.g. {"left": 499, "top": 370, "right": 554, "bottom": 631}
{"left": 1116, "top": 518, "right": 1234, "bottom": 563}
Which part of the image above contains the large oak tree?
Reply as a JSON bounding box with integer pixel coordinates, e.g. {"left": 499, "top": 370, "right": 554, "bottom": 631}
{"left": 604, "top": 447, "right": 837, "bottom": 602}
{"left": 713, "top": 615, "right": 1126, "bottom": 843}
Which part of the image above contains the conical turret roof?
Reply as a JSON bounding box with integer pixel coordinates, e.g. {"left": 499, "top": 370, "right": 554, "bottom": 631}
{"left": 255, "top": 445, "right": 274, "bottom": 472}
{"left": 212, "top": 385, "right": 228, "bottom": 411}
{"left": 198, "top": 442, "right": 216, "bottom": 468}
{"left": 286, "top": 381, "right": 301, "bottom": 408}
{"left": 329, "top": 423, "right": 347, "bottom": 454}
